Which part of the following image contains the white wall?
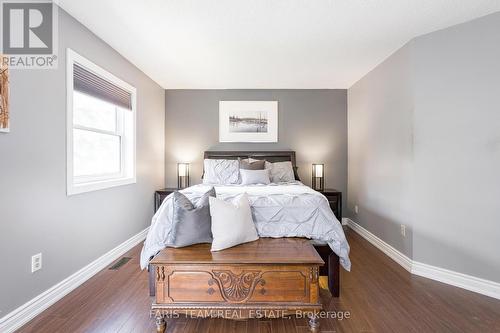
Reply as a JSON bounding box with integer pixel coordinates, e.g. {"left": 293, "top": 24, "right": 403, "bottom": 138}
{"left": 0, "top": 8, "right": 165, "bottom": 314}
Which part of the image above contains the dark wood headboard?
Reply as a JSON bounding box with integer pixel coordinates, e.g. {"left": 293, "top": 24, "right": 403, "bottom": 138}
{"left": 204, "top": 151, "right": 296, "bottom": 166}
{"left": 203, "top": 150, "right": 299, "bottom": 180}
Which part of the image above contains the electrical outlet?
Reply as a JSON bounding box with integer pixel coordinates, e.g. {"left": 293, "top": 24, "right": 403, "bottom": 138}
{"left": 354, "top": 205, "right": 359, "bottom": 214}
{"left": 31, "top": 253, "right": 42, "bottom": 273}
{"left": 400, "top": 224, "right": 406, "bottom": 237}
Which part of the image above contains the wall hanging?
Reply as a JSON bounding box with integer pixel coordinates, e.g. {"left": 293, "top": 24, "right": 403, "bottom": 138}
{"left": 219, "top": 101, "right": 278, "bottom": 142}
{"left": 0, "top": 58, "right": 9, "bottom": 133}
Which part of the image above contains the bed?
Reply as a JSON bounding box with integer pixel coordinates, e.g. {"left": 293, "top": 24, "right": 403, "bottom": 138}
{"left": 141, "top": 151, "right": 350, "bottom": 297}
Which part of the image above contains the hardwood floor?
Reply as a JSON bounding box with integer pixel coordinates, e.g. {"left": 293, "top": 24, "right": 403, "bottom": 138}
{"left": 18, "top": 228, "right": 500, "bottom": 332}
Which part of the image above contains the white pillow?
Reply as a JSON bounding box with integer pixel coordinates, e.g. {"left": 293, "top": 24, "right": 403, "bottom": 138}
{"left": 209, "top": 194, "right": 259, "bottom": 251}
{"left": 265, "top": 161, "right": 295, "bottom": 183}
{"left": 240, "top": 169, "right": 270, "bottom": 185}
{"left": 203, "top": 159, "right": 240, "bottom": 185}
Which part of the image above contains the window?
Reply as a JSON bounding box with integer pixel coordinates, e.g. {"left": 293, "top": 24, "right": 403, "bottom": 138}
{"left": 67, "top": 49, "right": 136, "bottom": 195}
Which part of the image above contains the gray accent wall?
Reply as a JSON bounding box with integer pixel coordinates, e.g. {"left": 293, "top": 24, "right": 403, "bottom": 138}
{"left": 165, "top": 89, "right": 347, "bottom": 212}
{"left": 0, "top": 8, "right": 165, "bottom": 315}
{"left": 348, "top": 12, "right": 500, "bottom": 282}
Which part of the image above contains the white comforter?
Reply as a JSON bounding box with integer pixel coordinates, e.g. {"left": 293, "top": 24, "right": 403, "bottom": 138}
{"left": 140, "top": 182, "right": 351, "bottom": 270}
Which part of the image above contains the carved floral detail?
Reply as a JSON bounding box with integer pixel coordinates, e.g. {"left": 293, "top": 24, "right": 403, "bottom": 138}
{"left": 212, "top": 270, "right": 261, "bottom": 301}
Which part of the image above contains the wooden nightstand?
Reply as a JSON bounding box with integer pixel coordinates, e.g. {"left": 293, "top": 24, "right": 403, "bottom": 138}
{"left": 154, "top": 188, "right": 177, "bottom": 212}
{"left": 320, "top": 189, "right": 342, "bottom": 221}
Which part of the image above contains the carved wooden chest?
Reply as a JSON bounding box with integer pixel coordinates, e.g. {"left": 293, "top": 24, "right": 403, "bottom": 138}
{"left": 150, "top": 238, "right": 324, "bottom": 332}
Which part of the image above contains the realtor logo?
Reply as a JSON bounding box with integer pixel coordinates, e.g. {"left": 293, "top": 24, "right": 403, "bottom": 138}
{"left": 0, "top": 0, "right": 58, "bottom": 69}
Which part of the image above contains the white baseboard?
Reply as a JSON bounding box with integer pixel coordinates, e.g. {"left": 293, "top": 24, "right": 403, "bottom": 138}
{"left": 345, "top": 218, "right": 412, "bottom": 272}
{"left": 0, "top": 227, "right": 149, "bottom": 333}
{"left": 411, "top": 261, "right": 500, "bottom": 300}
{"left": 345, "top": 218, "right": 500, "bottom": 300}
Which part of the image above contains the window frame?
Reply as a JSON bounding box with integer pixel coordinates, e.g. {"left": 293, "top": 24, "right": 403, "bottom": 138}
{"left": 66, "top": 49, "right": 136, "bottom": 196}
{"left": 72, "top": 107, "right": 124, "bottom": 183}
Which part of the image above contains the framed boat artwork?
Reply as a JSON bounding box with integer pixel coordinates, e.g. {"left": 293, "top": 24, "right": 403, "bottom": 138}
{"left": 219, "top": 101, "right": 278, "bottom": 143}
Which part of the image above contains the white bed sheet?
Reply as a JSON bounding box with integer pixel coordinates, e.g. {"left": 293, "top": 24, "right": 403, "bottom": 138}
{"left": 140, "top": 182, "right": 351, "bottom": 270}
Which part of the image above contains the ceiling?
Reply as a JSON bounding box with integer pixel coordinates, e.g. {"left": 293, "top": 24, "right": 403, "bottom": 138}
{"left": 57, "top": 0, "right": 500, "bottom": 89}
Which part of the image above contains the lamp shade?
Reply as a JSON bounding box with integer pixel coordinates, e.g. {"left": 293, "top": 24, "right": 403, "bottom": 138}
{"left": 312, "top": 164, "right": 324, "bottom": 191}
{"left": 177, "top": 163, "right": 190, "bottom": 189}
{"left": 313, "top": 164, "right": 323, "bottom": 177}
{"left": 178, "top": 163, "right": 188, "bottom": 177}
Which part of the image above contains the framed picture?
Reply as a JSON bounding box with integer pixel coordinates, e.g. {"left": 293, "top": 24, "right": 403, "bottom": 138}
{"left": 0, "top": 60, "right": 9, "bottom": 133}
{"left": 219, "top": 101, "right": 278, "bottom": 142}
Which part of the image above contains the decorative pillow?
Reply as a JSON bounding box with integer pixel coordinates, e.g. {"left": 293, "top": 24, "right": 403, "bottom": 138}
{"left": 170, "top": 188, "right": 216, "bottom": 248}
{"left": 209, "top": 193, "right": 259, "bottom": 251}
{"left": 239, "top": 158, "right": 265, "bottom": 170}
{"left": 265, "top": 161, "right": 295, "bottom": 183}
{"left": 203, "top": 159, "right": 240, "bottom": 185}
{"left": 240, "top": 169, "right": 270, "bottom": 185}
